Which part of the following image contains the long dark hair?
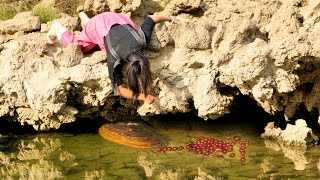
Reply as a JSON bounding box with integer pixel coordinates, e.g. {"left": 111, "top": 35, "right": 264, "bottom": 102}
{"left": 126, "top": 51, "right": 152, "bottom": 102}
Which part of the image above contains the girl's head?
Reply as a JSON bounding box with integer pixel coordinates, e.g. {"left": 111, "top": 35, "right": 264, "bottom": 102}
{"left": 126, "top": 51, "right": 152, "bottom": 102}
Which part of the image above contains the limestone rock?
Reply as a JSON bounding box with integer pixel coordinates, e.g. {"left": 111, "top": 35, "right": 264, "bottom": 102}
{"left": 2, "top": 0, "right": 320, "bottom": 130}
{"left": 171, "top": 21, "right": 211, "bottom": 49}
{"left": 163, "top": 0, "right": 202, "bottom": 15}
{"left": 81, "top": 51, "right": 107, "bottom": 65}
{"left": 43, "top": 16, "right": 78, "bottom": 32}
{"left": 53, "top": 43, "right": 84, "bottom": 68}
{"left": 0, "top": 16, "right": 41, "bottom": 34}
{"left": 13, "top": 11, "right": 34, "bottom": 19}
{"left": 261, "top": 119, "right": 319, "bottom": 146}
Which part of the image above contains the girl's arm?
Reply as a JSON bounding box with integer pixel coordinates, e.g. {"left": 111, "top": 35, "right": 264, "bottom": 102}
{"left": 148, "top": 15, "right": 175, "bottom": 24}
{"left": 117, "top": 85, "right": 157, "bottom": 104}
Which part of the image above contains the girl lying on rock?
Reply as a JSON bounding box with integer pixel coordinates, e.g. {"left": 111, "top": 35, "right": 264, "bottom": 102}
{"left": 47, "top": 12, "right": 179, "bottom": 104}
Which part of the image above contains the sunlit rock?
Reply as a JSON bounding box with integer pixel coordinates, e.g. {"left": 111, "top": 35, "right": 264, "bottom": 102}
{"left": 1, "top": 0, "right": 320, "bottom": 129}
{"left": 261, "top": 122, "right": 282, "bottom": 140}
{"left": 0, "top": 13, "right": 40, "bottom": 34}
{"left": 261, "top": 119, "right": 318, "bottom": 146}
{"left": 53, "top": 43, "right": 84, "bottom": 68}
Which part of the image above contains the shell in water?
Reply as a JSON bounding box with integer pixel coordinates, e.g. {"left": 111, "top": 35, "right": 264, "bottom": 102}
{"left": 98, "top": 122, "right": 167, "bottom": 150}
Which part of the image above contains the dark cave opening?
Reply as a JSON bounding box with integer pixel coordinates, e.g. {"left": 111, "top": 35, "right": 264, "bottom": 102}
{"left": 57, "top": 94, "right": 283, "bottom": 135}
{"left": 0, "top": 94, "right": 304, "bottom": 136}
{"left": 0, "top": 116, "right": 36, "bottom": 135}
{"left": 290, "top": 104, "right": 320, "bottom": 134}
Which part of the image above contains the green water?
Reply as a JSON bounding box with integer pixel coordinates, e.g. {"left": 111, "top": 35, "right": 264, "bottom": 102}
{"left": 1, "top": 116, "right": 320, "bottom": 180}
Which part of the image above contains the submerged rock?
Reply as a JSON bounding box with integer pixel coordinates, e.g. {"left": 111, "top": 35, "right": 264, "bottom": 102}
{"left": 264, "top": 139, "right": 309, "bottom": 171}
{"left": 137, "top": 156, "right": 158, "bottom": 177}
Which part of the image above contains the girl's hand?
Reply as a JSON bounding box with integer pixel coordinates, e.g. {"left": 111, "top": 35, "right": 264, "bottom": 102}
{"left": 171, "top": 16, "right": 190, "bottom": 24}
{"left": 144, "top": 95, "right": 158, "bottom": 104}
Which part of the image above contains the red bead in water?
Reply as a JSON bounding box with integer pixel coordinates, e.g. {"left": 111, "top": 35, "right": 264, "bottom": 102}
{"left": 173, "top": 147, "right": 178, "bottom": 151}
{"left": 245, "top": 139, "right": 250, "bottom": 146}
{"left": 167, "top": 147, "right": 173, "bottom": 151}
{"left": 229, "top": 153, "right": 235, "bottom": 157}
{"left": 233, "top": 136, "right": 241, "bottom": 141}
{"left": 240, "top": 157, "right": 246, "bottom": 162}
{"left": 240, "top": 151, "right": 246, "bottom": 156}
{"left": 178, "top": 146, "right": 184, "bottom": 150}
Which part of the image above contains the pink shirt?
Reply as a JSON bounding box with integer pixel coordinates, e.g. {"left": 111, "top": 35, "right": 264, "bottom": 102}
{"left": 74, "top": 12, "right": 138, "bottom": 52}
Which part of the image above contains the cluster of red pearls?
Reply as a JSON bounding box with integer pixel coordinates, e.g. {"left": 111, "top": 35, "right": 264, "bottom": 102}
{"left": 157, "top": 133, "right": 250, "bottom": 163}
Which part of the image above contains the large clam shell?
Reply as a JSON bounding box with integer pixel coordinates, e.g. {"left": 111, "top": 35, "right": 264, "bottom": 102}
{"left": 99, "top": 122, "right": 167, "bottom": 150}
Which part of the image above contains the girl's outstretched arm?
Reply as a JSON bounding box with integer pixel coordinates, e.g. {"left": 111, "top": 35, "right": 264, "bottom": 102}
{"left": 148, "top": 15, "right": 175, "bottom": 24}
{"left": 117, "top": 85, "right": 157, "bottom": 104}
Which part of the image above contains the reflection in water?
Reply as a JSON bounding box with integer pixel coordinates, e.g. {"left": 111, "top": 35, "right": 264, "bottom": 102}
{"left": 1, "top": 118, "right": 320, "bottom": 179}
{"left": 159, "top": 169, "right": 182, "bottom": 180}
{"left": 194, "top": 168, "right": 221, "bottom": 180}
{"left": 137, "top": 156, "right": 158, "bottom": 177}
{"left": 17, "top": 137, "right": 61, "bottom": 160}
{"left": 260, "top": 159, "right": 273, "bottom": 174}
{"left": 0, "top": 136, "right": 108, "bottom": 179}
{"left": 85, "top": 170, "right": 105, "bottom": 180}
{"left": 1, "top": 138, "right": 63, "bottom": 179}
{"left": 264, "top": 140, "right": 308, "bottom": 171}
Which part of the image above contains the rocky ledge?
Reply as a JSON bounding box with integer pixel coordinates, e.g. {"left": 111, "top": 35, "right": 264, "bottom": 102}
{"left": 1, "top": 0, "right": 320, "bottom": 131}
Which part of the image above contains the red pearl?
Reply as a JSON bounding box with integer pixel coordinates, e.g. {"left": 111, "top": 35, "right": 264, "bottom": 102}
{"left": 233, "top": 136, "right": 241, "bottom": 141}
{"left": 229, "top": 153, "right": 235, "bottom": 157}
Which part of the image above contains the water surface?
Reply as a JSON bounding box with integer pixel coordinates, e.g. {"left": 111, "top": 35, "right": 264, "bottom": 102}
{"left": 1, "top": 115, "right": 320, "bottom": 179}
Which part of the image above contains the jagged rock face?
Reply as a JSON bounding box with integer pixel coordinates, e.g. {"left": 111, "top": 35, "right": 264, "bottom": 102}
{"left": 1, "top": 0, "right": 320, "bottom": 130}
